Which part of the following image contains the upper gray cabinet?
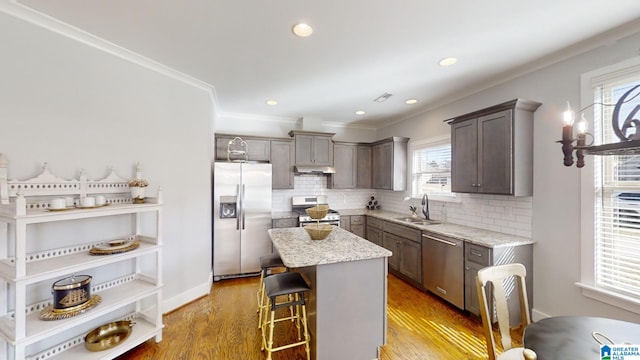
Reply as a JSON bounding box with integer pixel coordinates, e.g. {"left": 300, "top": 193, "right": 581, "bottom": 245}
{"left": 271, "top": 139, "right": 295, "bottom": 189}
{"left": 448, "top": 99, "right": 541, "bottom": 196}
{"left": 330, "top": 142, "right": 357, "bottom": 189}
{"left": 215, "top": 134, "right": 271, "bottom": 162}
{"left": 356, "top": 145, "right": 372, "bottom": 188}
{"left": 288, "top": 130, "right": 335, "bottom": 166}
{"left": 371, "top": 137, "right": 409, "bottom": 191}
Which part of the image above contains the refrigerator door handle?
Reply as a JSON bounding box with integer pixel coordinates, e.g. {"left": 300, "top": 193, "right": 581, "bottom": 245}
{"left": 236, "top": 184, "right": 240, "bottom": 230}
{"left": 241, "top": 184, "right": 246, "bottom": 230}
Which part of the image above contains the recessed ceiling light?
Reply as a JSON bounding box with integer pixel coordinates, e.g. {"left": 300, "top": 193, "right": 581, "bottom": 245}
{"left": 355, "top": 110, "right": 366, "bottom": 115}
{"left": 405, "top": 99, "right": 418, "bottom": 105}
{"left": 292, "top": 23, "right": 313, "bottom": 38}
{"left": 439, "top": 57, "right": 458, "bottom": 67}
{"left": 265, "top": 99, "right": 278, "bottom": 106}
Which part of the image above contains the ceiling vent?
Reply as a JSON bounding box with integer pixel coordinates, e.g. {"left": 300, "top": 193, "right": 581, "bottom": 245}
{"left": 373, "top": 93, "right": 393, "bottom": 103}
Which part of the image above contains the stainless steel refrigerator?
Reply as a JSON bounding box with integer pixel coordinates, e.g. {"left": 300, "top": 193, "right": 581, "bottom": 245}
{"left": 213, "top": 162, "right": 272, "bottom": 280}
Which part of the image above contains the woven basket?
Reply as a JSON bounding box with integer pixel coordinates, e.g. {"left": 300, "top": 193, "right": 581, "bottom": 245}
{"left": 303, "top": 224, "right": 334, "bottom": 240}
{"left": 305, "top": 205, "right": 330, "bottom": 219}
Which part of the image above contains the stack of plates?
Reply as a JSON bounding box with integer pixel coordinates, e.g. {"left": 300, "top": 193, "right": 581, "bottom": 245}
{"left": 89, "top": 240, "right": 140, "bottom": 255}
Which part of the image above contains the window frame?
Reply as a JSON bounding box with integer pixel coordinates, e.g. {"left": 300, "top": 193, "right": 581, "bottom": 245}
{"left": 408, "top": 135, "right": 458, "bottom": 202}
{"left": 577, "top": 56, "right": 640, "bottom": 314}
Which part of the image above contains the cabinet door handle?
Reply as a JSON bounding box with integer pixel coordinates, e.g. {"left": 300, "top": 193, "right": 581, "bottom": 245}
{"left": 470, "top": 250, "right": 483, "bottom": 257}
{"left": 472, "top": 183, "right": 476, "bottom": 187}
{"left": 436, "top": 286, "right": 447, "bottom": 295}
{"left": 422, "top": 234, "right": 458, "bottom": 247}
{"left": 477, "top": 183, "right": 481, "bottom": 187}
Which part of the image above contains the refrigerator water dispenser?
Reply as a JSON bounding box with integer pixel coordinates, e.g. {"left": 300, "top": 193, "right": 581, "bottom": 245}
{"left": 219, "top": 196, "right": 237, "bottom": 219}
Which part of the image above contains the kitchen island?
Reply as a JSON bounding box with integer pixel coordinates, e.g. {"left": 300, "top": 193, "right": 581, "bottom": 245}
{"left": 268, "top": 226, "right": 392, "bottom": 360}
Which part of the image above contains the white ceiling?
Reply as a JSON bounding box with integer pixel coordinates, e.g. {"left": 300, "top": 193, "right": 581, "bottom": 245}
{"left": 16, "top": 0, "right": 640, "bottom": 128}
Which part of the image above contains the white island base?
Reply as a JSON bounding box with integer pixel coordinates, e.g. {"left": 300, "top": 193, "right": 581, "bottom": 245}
{"left": 268, "top": 227, "right": 391, "bottom": 360}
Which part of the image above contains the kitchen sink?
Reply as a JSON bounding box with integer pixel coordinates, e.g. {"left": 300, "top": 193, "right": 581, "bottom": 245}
{"left": 394, "top": 217, "right": 441, "bottom": 225}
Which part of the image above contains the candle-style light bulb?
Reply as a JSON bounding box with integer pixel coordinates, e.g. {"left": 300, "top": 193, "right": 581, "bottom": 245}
{"left": 562, "top": 101, "right": 575, "bottom": 126}
{"left": 576, "top": 114, "right": 588, "bottom": 135}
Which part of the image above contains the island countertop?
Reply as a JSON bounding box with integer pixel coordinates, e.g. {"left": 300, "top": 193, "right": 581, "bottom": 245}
{"left": 268, "top": 226, "right": 392, "bottom": 268}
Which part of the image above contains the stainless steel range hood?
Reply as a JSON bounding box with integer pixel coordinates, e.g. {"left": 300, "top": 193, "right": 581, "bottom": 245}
{"left": 293, "top": 165, "right": 336, "bottom": 174}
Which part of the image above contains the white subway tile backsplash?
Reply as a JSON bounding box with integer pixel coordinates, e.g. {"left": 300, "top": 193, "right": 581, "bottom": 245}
{"left": 272, "top": 176, "right": 532, "bottom": 239}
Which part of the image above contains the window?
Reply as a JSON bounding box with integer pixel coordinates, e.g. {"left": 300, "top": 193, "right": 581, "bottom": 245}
{"left": 578, "top": 57, "right": 640, "bottom": 312}
{"left": 594, "top": 80, "right": 640, "bottom": 298}
{"left": 411, "top": 138, "right": 452, "bottom": 198}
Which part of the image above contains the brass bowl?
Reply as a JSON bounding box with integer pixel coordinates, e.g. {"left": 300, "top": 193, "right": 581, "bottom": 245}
{"left": 84, "top": 320, "right": 134, "bottom": 352}
{"left": 304, "top": 224, "right": 334, "bottom": 240}
{"left": 305, "top": 205, "right": 329, "bottom": 219}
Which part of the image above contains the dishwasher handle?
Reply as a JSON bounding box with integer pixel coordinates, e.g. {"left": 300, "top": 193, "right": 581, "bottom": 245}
{"left": 422, "top": 233, "right": 458, "bottom": 247}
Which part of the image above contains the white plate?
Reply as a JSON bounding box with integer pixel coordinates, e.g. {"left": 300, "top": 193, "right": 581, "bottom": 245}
{"left": 93, "top": 241, "right": 134, "bottom": 251}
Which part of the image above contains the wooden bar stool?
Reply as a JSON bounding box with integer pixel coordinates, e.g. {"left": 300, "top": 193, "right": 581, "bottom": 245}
{"left": 257, "top": 253, "right": 287, "bottom": 328}
{"left": 261, "top": 272, "right": 311, "bottom": 360}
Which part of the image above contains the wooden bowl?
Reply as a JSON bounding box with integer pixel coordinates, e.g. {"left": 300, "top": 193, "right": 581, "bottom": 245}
{"left": 304, "top": 224, "right": 334, "bottom": 240}
{"left": 305, "top": 205, "right": 330, "bottom": 219}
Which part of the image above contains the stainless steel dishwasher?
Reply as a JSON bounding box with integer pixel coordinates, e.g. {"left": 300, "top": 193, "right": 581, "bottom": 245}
{"left": 422, "top": 232, "right": 464, "bottom": 309}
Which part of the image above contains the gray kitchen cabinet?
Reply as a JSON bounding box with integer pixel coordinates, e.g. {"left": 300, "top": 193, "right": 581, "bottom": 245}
{"left": 371, "top": 137, "right": 409, "bottom": 191}
{"left": 382, "top": 221, "right": 422, "bottom": 285}
{"left": 350, "top": 215, "right": 365, "bottom": 238}
{"left": 270, "top": 139, "right": 295, "bottom": 189}
{"left": 340, "top": 215, "right": 366, "bottom": 238}
{"left": 215, "top": 134, "right": 271, "bottom": 162}
{"left": 356, "top": 145, "right": 372, "bottom": 188}
{"left": 464, "top": 242, "right": 533, "bottom": 324}
{"left": 366, "top": 217, "right": 383, "bottom": 246}
{"left": 272, "top": 217, "right": 298, "bottom": 228}
{"left": 340, "top": 215, "right": 351, "bottom": 231}
{"left": 448, "top": 99, "right": 541, "bottom": 196}
{"left": 330, "top": 142, "right": 357, "bottom": 189}
{"left": 288, "top": 130, "right": 335, "bottom": 166}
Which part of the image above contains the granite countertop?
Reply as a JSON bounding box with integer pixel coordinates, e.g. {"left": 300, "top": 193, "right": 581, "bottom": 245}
{"left": 340, "top": 208, "right": 534, "bottom": 248}
{"left": 268, "top": 226, "right": 392, "bottom": 268}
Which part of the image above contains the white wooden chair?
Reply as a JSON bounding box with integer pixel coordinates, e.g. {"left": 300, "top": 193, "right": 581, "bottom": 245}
{"left": 476, "top": 263, "right": 537, "bottom": 360}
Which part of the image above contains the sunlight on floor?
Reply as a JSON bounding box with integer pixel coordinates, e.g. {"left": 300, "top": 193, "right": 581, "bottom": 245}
{"left": 387, "top": 306, "right": 488, "bottom": 359}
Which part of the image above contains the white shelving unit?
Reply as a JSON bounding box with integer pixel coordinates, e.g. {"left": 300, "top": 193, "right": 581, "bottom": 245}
{"left": 0, "top": 154, "right": 163, "bottom": 360}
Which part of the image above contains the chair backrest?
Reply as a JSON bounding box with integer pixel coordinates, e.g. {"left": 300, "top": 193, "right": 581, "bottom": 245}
{"left": 476, "top": 263, "right": 531, "bottom": 360}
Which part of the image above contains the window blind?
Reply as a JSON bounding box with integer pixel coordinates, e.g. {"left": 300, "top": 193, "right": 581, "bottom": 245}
{"left": 412, "top": 143, "right": 451, "bottom": 196}
{"left": 594, "top": 79, "right": 640, "bottom": 298}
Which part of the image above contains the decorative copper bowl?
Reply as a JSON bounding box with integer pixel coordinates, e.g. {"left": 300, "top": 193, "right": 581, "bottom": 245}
{"left": 84, "top": 320, "right": 134, "bottom": 351}
{"left": 305, "top": 205, "right": 330, "bottom": 219}
{"left": 304, "top": 223, "right": 334, "bottom": 240}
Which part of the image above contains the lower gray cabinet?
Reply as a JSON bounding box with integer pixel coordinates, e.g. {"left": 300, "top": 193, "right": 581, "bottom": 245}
{"left": 464, "top": 242, "right": 533, "bottom": 324}
{"left": 340, "top": 215, "right": 366, "bottom": 238}
{"left": 367, "top": 226, "right": 383, "bottom": 247}
{"left": 366, "top": 216, "right": 383, "bottom": 246}
{"left": 272, "top": 218, "right": 298, "bottom": 228}
{"left": 382, "top": 221, "right": 422, "bottom": 286}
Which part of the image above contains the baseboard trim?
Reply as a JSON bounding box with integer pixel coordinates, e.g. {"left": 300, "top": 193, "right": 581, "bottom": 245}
{"left": 162, "top": 273, "right": 213, "bottom": 313}
{"left": 531, "top": 308, "right": 551, "bottom": 322}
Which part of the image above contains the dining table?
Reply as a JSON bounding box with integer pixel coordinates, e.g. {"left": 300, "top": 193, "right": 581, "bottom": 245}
{"left": 523, "top": 316, "right": 640, "bottom": 360}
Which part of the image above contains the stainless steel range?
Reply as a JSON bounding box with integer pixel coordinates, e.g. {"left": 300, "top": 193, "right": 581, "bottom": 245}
{"left": 292, "top": 195, "right": 340, "bottom": 226}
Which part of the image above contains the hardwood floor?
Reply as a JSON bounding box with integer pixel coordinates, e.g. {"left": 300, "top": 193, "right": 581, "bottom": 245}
{"left": 117, "top": 274, "right": 520, "bottom": 359}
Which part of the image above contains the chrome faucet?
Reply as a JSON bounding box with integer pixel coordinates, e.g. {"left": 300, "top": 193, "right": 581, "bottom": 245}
{"left": 422, "top": 193, "right": 430, "bottom": 220}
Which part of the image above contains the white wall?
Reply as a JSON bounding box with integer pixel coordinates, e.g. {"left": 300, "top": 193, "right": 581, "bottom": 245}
{"left": 0, "top": 7, "right": 214, "bottom": 311}
{"left": 381, "top": 28, "right": 640, "bottom": 322}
